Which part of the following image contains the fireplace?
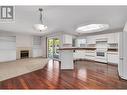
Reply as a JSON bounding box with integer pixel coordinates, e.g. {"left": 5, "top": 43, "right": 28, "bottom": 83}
{"left": 20, "top": 50, "right": 29, "bottom": 59}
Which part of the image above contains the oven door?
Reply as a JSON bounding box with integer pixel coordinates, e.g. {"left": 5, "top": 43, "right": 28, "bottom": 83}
{"left": 96, "top": 52, "right": 105, "bottom": 57}
{"left": 95, "top": 51, "right": 107, "bottom": 63}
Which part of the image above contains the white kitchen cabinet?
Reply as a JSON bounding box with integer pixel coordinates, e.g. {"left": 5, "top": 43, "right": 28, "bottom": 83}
{"left": 87, "top": 34, "right": 109, "bottom": 44}
{"left": 107, "top": 33, "right": 114, "bottom": 43}
{"left": 86, "top": 33, "right": 119, "bottom": 44}
{"left": 62, "top": 35, "right": 72, "bottom": 44}
{"left": 86, "top": 36, "right": 95, "bottom": 44}
{"left": 73, "top": 51, "right": 85, "bottom": 59}
{"left": 107, "top": 52, "right": 119, "bottom": 64}
{"left": 95, "top": 34, "right": 108, "bottom": 40}
{"left": 73, "top": 50, "right": 95, "bottom": 60}
{"left": 114, "top": 33, "right": 119, "bottom": 43}
{"left": 85, "top": 50, "right": 95, "bottom": 60}
{"left": 107, "top": 33, "right": 119, "bottom": 43}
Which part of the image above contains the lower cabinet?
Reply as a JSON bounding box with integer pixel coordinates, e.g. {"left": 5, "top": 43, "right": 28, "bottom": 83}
{"left": 107, "top": 52, "right": 119, "bottom": 64}
{"left": 73, "top": 50, "right": 95, "bottom": 60}
{"left": 73, "top": 51, "right": 119, "bottom": 64}
{"left": 73, "top": 51, "right": 85, "bottom": 59}
{"left": 85, "top": 51, "right": 95, "bottom": 60}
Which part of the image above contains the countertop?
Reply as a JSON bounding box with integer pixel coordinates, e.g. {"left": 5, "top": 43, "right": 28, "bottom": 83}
{"left": 58, "top": 47, "right": 96, "bottom": 50}
{"left": 58, "top": 47, "right": 118, "bottom": 52}
{"left": 107, "top": 48, "right": 118, "bottom": 52}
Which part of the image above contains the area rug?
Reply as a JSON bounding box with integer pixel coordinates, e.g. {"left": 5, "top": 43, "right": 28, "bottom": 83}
{"left": 0, "top": 58, "right": 48, "bottom": 81}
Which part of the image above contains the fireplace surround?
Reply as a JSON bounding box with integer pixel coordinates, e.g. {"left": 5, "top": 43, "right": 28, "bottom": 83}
{"left": 16, "top": 47, "right": 32, "bottom": 59}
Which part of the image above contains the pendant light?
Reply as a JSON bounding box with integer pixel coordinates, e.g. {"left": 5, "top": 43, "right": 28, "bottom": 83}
{"left": 33, "top": 8, "right": 47, "bottom": 32}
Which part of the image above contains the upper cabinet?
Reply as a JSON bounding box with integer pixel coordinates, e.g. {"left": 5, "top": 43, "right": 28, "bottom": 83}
{"left": 114, "top": 32, "right": 119, "bottom": 43}
{"left": 86, "top": 36, "right": 96, "bottom": 44}
{"left": 62, "top": 35, "right": 72, "bottom": 44}
{"left": 85, "top": 33, "right": 119, "bottom": 45}
{"left": 107, "top": 33, "right": 119, "bottom": 44}
{"left": 62, "top": 33, "right": 119, "bottom": 46}
{"left": 107, "top": 33, "right": 114, "bottom": 43}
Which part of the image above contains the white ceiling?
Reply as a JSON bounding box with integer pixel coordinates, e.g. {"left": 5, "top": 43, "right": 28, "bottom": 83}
{"left": 0, "top": 6, "right": 127, "bottom": 36}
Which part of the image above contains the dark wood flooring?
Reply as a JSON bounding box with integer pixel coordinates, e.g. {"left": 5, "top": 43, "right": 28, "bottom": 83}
{"left": 0, "top": 60, "right": 127, "bottom": 89}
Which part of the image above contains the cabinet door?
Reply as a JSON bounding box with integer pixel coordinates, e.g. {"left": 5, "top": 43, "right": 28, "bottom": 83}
{"left": 114, "top": 32, "right": 119, "bottom": 43}
{"left": 85, "top": 51, "right": 95, "bottom": 60}
{"left": 63, "top": 35, "right": 72, "bottom": 44}
{"left": 87, "top": 36, "right": 95, "bottom": 44}
{"left": 107, "top": 53, "right": 119, "bottom": 64}
{"left": 107, "top": 33, "right": 115, "bottom": 43}
{"left": 73, "top": 51, "right": 85, "bottom": 59}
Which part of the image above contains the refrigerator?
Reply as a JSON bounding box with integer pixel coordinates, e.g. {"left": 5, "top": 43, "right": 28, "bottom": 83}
{"left": 118, "top": 25, "right": 127, "bottom": 80}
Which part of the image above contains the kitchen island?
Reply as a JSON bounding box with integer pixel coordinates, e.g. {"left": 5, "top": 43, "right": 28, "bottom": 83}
{"left": 58, "top": 47, "right": 96, "bottom": 70}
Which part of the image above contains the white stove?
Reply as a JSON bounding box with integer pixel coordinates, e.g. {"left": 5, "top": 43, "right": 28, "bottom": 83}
{"left": 95, "top": 48, "right": 107, "bottom": 63}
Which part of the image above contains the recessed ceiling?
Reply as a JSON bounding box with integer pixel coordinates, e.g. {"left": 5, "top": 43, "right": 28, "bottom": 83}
{"left": 76, "top": 24, "right": 109, "bottom": 33}
{"left": 0, "top": 6, "right": 127, "bottom": 36}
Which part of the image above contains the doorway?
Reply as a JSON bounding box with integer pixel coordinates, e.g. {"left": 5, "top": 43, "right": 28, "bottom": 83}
{"left": 47, "top": 38, "right": 60, "bottom": 59}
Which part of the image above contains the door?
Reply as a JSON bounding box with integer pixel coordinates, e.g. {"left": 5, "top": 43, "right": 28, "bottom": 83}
{"left": 53, "top": 38, "right": 60, "bottom": 59}
{"left": 48, "top": 38, "right": 60, "bottom": 59}
{"left": 122, "top": 32, "right": 127, "bottom": 79}
{"left": 48, "top": 39, "right": 54, "bottom": 58}
{"left": 119, "top": 32, "right": 127, "bottom": 79}
{"left": 118, "top": 32, "right": 123, "bottom": 77}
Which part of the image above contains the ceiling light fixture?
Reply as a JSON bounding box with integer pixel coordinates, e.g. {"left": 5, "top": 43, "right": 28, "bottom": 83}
{"left": 33, "top": 8, "right": 47, "bottom": 32}
{"left": 76, "top": 24, "right": 109, "bottom": 33}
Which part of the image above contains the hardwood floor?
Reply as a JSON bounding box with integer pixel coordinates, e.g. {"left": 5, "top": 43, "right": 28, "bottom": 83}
{"left": 0, "top": 59, "right": 127, "bottom": 89}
